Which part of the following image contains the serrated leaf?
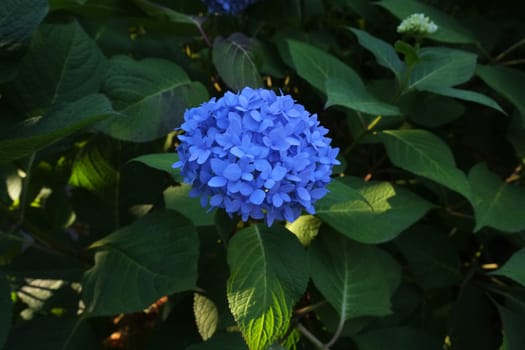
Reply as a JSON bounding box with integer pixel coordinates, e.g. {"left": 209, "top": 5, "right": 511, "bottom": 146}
{"left": 285, "top": 214, "right": 322, "bottom": 246}
{"left": 348, "top": 27, "right": 404, "bottom": 81}
{"left": 325, "top": 78, "right": 401, "bottom": 116}
{"left": 395, "top": 225, "right": 461, "bottom": 289}
{"left": 497, "top": 304, "right": 525, "bottom": 350}
{"left": 469, "top": 163, "right": 525, "bottom": 232}
{"left": 0, "top": 271, "right": 12, "bottom": 348}
{"left": 131, "top": 153, "right": 182, "bottom": 182}
{"left": 380, "top": 129, "right": 472, "bottom": 200}
{"left": 213, "top": 33, "right": 263, "bottom": 91}
{"left": 0, "top": 94, "right": 115, "bottom": 163}
{"left": 491, "top": 248, "right": 525, "bottom": 286}
{"left": 194, "top": 293, "right": 219, "bottom": 341}
{"left": 477, "top": 65, "right": 525, "bottom": 126}
{"left": 164, "top": 184, "right": 216, "bottom": 226}
{"left": 377, "top": 0, "right": 478, "bottom": 44}
{"left": 82, "top": 210, "right": 199, "bottom": 316}
{"left": 97, "top": 56, "right": 208, "bottom": 142}
{"left": 428, "top": 87, "right": 505, "bottom": 114}
{"left": 309, "top": 232, "right": 394, "bottom": 320}
{"left": 8, "top": 20, "right": 107, "bottom": 112}
{"left": 0, "top": 0, "right": 48, "bottom": 82}
{"left": 316, "top": 178, "right": 433, "bottom": 243}
{"left": 227, "top": 225, "right": 308, "bottom": 350}
{"left": 355, "top": 327, "right": 442, "bottom": 350}
{"left": 408, "top": 48, "right": 477, "bottom": 91}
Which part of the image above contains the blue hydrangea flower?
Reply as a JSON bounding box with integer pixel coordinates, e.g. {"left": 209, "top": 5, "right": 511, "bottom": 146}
{"left": 173, "top": 87, "right": 340, "bottom": 226}
{"left": 202, "top": 0, "right": 257, "bottom": 15}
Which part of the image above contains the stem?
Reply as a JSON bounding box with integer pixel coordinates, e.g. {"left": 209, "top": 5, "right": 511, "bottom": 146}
{"left": 343, "top": 115, "right": 382, "bottom": 155}
{"left": 296, "top": 324, "right": 326, "bottom": 350}
{"left": 325, "top": 313, "right": 345, "bottom": 348}
{"left": 501, "top": 58, "right": 525, "bottom": 66}
{"left": 493, "top": 38, "right": 525, "bottom": 63}
{"left": 294, "top": 300, "right": 327, "bottom": 315}
{"left": 191, "top": 16, "right": 212, "bottom": 48}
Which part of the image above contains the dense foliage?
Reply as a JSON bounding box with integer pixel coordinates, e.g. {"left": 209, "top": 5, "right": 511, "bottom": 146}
{"left": 1, "top": 0, "right": 525, "bottom": 349}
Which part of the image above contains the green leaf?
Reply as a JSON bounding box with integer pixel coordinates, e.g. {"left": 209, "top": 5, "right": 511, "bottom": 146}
{"left": 164, "top": 184, "right": 216, "bottom": 226}
{"left": 491, "top": 248, "right": 525, "bottom": 286}
{"left": 0, "top": 271, "right": 12, "bottom": 348}
{"left": 285, "top": 214, "right": 322, "bottom": 246}
{"left": 309, "top": 232, "right": 394, "bottom": 320}
{"left": 469, "top": 163, "right": 525, "bottom": 232}
{"left": 325, "top": 78, "right": 401, "bottom": 116}
{"left": 508, "top": 114, "right": 525, "bottom": 165}
{"left": 0, "top": 0, "right": 48, "bottom": 82}
{"left": 379, "top": 129, "right": 472, "bottom": 200}
{"left": 9, "top": 20, "right": 107, "bottom": 112}
{"left": 477, "top": 65, "right": 525, "bottom": 126}
{"left": 377, "top": 0, "right": 478, "bottom": 44}
{"left": 354, "top": 327, "right": 442, "bottom": 350}
{"left": 213, "top": 33, "right": 263, "bottom": 91}
{"left": 3, "top": 316, "right": 97, "bottom": 350}
{"left": 284, "top": 39, "right": 362, "bottom": 93}
{"left": 0, "top": 94, "right": 115, "bottom": 163}
{"left": 428, "top": 87, "right": 506, "bottom": 114}
{"left": 186, "top": 332, "right": 247, "bottom": 350}
{"left": 227, "top": 225, "right": 308, "bottom": 350}
{"left": 316, "top": 178, "right": 433, "bottom": 243}
{"left": 394, "top": 41, "right": 419, "bottom": 67}
{"left": 131, "top": 153, "right": 182, "bottom": 182}
{"left": 348, "top": 28, "right": 404, "bottom": 81}
{"left": 497, "top": 304, "right": 525, "bottom": 350}
{"left": 133, "top": 0, "right": 196, "bottom": 25}
{"left": 408, "top": 48, "right": 477, "bottom": 91}
{"left": 82, "top": 210, "right": 199, "bottom": 316}
{"left": 194, "top": 293, "right": 219, "bottom": 341}
{"left": 97, "top": 56, "right": 208, "bottom": 142}
{"left": 401, "top": 92, "right": 465, "bottom": 128}
{"left": 395, "top": 225, "right": 461, "bottom": 289}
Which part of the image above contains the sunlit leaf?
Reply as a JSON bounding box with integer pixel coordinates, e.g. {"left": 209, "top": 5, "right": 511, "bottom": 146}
{"left": 194, "top": 293, "right": 219, "bottom": 341}
{"left": 227, "top": 225, "right": 308, "bottom": 350}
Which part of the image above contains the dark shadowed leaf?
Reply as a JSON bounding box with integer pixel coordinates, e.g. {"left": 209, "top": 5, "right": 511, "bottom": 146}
{"left": 0, "top": 0, "right": 48, "bottom": 82}
{"left": 428, "top": 87, "right": 505, "bottom": 114}
{"left": 186, "top": 332, "right": 247, "bottom": 350}
{"left": 491, "top": 247, "right": 525, "bottom": 286}
{"left": 395, "top": 225, "right": 461, "bottom": 289}
{"left": 133, "top": 0, "right": 196, "bottom": 25}
{"left": 309, "top": 232, "right": 397, "bottom": 320}
{"left": 348, "top": 27, "right": 404, "bottom": 81}
{"left": 164, "top": 184, "right": 216, "bottom": 226}
{"left": 4, "top": 316, "right": 97, "bottom": 350}
{"left": 477, "top": 65, "right": 525, "bottom": 126}
{"left": 316, "top": 178, "right": 433, "bottom": 243}
{"left": 0, "top": 271, "right": 12, "bottom": 348}
{"left": 0, "top": 94, "right": 116, "bottom": 163}
{"left": 82, "top": 210, "right": 199, "bottom": 316}
{"left": 97, "top": 56, "right": 208, "bottom": 142}
{"left": 401, "top": 92, "right": 465, "bottom": 127}
{"left": 497, "top": 304, "right": 525, "bottom": 350}
{"left": 227, "top": 225, "right": 308, "bottom": 350}
{"left": 355, "top": 327, "right": 442, "bottom": 350}
{"left": 213, "top": 33, "right": 263, "bottom": 91}
{"left": 408, "top": 48, "right": 477, "bottom": 91}
{"left": 8, "top": 20, "right": 107, "bottom": 112}
{"left": 469, "top": 163, "right": 525, "bottom": 232}
{"left": 380, "top": 129, "right": 472, "bottom": 200}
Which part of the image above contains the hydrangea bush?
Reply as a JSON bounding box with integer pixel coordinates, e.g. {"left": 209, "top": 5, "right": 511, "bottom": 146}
{"left": 1, "top": 0, "right": 525, "bottom": 350}
{"left": 174, "top": 87, "right": 339, "bottom": 225}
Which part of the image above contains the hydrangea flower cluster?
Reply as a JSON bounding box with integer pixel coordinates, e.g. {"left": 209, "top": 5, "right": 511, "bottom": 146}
{"left": 202, "top": 0, "right": 257, "bottom": 15}
{"left": 173, "top": 87, "right": 340, "bottom": 226}
{"left": 397, "top": 13, "right": 438, "bottom": 36}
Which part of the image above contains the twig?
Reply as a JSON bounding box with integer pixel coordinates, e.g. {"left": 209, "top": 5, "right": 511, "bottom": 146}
{"left": 296, "top": 323, "right": 326, "bottom": 350}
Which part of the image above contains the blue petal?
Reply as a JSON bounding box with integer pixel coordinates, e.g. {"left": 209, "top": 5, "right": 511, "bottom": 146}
{"left": 271, "top": 166, "right": 287, "bottom": 181}
{"left": 208, "top": 176, "right": 227, "bottom": 187}
{"left": 249, "top": 189, "right": 266, "bottom": 205}
{"left": 223, "top": 163, "right": 242, "bottom": 181}
{"left": 297, "top": 187, "right": 311, "bottom": 201}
